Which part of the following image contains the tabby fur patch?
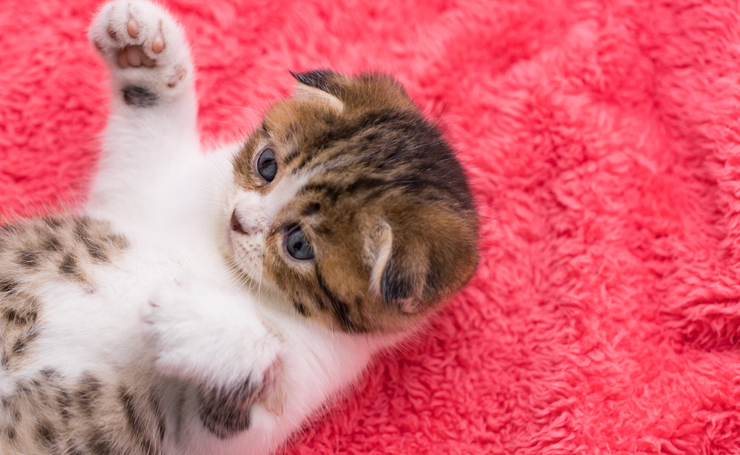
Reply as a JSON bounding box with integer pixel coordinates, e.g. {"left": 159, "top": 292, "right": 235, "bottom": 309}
{"left": 0, "top": 216, "right": 170, "bottom": 455}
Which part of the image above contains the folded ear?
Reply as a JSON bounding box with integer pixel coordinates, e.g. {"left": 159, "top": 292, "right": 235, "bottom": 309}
{"left": 366, "top": 220, "right": 424, "bottom": 313}
{"left": 366, "top": 216, "right": 478, "bottom": 314}
{"left": 290, "top": 69, "right": 344, "bottom": 113}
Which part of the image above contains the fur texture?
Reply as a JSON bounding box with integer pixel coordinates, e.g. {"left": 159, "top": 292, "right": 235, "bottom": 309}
{"left": 3, "top": 0, "right": 740, "bottom": 454}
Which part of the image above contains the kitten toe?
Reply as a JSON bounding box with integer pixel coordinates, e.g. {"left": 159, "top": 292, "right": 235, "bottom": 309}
{"left": 126, "top": 17, "right": 139, "bottom": 38}
{"left": 151, "top": 30, "right": 165, "bottom": 54}
{"left": 88, "top": 0, "right": 193, "bottom": 103}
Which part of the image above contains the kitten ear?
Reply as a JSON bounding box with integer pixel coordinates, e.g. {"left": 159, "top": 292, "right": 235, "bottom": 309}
{"left": 290, "top": 70, "right": 344, "bottom": 113}
{"left": 290, "top": 70, "right": 340, "bottom": 93}
{"left": 367, "top": 220, "right": 424, "bottom": 313}
{"left": 367, "top": 215, "right": 479, "bottom": 315}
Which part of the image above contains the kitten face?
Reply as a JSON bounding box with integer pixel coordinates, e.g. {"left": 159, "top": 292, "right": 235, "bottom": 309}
{"left": 227, "top": 70, "right": 479, "bottom": 334}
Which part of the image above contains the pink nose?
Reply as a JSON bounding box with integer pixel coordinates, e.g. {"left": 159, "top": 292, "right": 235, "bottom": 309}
{"left": 231, "top": 208, "right": 269, "bottom": 236}
{"left": 230, "top": 210, "right": 268, "bottom": 236}
{"left": 230, "top": 210, "right": 250, "bottom": 235}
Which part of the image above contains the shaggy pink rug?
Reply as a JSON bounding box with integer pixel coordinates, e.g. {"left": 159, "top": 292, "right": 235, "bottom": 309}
{"left": 3, "top": 0, "right": 740, "bottom": 453}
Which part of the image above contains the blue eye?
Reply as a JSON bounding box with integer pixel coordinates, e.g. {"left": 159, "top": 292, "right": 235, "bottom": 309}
{"left": 285, "top": 225, "right": 314, "bottom": 261}
{"left": 257, "top": 147, "right": 277, "bottom": 182}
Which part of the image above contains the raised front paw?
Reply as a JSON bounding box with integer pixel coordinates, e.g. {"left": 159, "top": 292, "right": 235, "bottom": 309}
{"left": 140, "top": 277, "right": 283, "bottom": 411}
{"left": 89, "top": 0, "right": 192, "bottom": 105}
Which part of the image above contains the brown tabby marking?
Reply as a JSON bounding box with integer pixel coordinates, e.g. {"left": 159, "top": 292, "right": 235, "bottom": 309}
{"left": 232, "top": 70, "right": 479, "bottom": 335}
{"left": 0, "top": 216, "right": 128, "bottom": 373}
{"left": 1, "top": 369, "right": 168, "bottom": 455}
{"left": 0, "top": 216, "right": 169, "bottom": 455}
{"left": 197, "top": 378, "right": 262, "bottom": 439}
{"left": 0, "top": 216, "right": 127, "bottom": 290}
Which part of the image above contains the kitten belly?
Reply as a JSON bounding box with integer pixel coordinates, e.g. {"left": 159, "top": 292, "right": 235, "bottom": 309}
{"left": 0, "top": 237, "right": 185, "bottom": 455}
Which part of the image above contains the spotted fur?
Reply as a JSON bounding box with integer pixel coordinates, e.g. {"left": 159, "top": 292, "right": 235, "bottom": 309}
{"left": 1, "top": 369, "right": 170, "bottom": 455}
{"left": 0, "top": 216, "right": 169, "bottom": 455}
{"left": 0, "top": 216, "right": 128, "bottom": 373}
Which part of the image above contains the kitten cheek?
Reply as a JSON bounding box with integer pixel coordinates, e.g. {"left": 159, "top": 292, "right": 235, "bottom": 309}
{"left": 230, "top": 235, "right": 269, "bottom": 281}
{"left": 257, "top": 246, "right": 281, "bottom": 285}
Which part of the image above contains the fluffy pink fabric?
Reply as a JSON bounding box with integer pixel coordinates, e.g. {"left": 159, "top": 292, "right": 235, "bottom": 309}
{"left": 2, "top": 0, "right": 740, "bottom": 453}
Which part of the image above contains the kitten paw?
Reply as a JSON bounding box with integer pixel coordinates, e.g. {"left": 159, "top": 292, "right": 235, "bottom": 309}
{"left": 140, "top": 277, "right": 283, "bottom": 403}
{"left": 89, "top": 0, "right": 192, "bottom": 104}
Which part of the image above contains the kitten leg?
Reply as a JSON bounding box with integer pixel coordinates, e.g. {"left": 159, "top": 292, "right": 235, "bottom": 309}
{"left": 140, "top": 277, "right": 283, "bottom": 439}
{"left": 86, "top": 0, "right": 199, "bottom": 221}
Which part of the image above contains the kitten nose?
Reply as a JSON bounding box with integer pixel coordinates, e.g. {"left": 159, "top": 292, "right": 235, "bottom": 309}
{"left": 231, "top": 210, "right": 267, "bottom": 236}
{"left": 230, "top": 210, "right": 248, "bottom": 235}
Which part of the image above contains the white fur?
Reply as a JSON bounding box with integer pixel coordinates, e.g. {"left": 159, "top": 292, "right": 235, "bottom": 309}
{"left": 5, "top": 2, "right": 402, "bottom": 454}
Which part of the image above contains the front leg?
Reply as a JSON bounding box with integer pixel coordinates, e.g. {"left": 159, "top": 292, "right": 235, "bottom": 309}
{"left": 86, "top": 0, "right": 199, "bottom": 220}
{"left": 141, "top": 277, "right": 284, "bottom": 439}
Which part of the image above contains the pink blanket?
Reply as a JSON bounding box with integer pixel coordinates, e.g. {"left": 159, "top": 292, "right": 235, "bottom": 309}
{"left": 2, "top": 0, "right": 740, "bottom": 453}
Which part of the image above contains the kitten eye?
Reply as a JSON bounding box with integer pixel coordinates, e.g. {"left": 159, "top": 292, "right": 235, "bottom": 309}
{"left": 285, "top": 225, "right": 314, "bottom": 261}
{"left": 256, "top": 147, "right": 277, "bottom": 182}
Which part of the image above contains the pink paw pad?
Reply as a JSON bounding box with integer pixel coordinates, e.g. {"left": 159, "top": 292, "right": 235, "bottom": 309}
{"left": 115, "top": 17, "right": 163, "bottom": 68}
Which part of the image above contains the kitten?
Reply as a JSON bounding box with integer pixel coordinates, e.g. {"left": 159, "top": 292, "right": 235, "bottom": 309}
{"left": 0, "top": 1, "right": 479, "bottom": 454}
